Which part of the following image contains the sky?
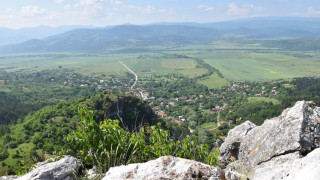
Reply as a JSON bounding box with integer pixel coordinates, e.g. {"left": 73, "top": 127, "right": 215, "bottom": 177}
{"left": 0, "top": 0, "right": 320, "bottom": 29}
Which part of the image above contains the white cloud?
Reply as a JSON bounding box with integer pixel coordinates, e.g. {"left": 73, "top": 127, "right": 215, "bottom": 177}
{"left": 107, "top": 0, "right": 121, "bottom": 5}
{"left": 127, "top": 5, "right": 140, "bottom": 10}
{"left": 55, "top": 0, "right": 66, "bottom": 4}
{"left": 227, "top": 3, "right": 247, "bottom": 16}
{"left": 126, "top": 4, "right": 173, "bottom": 15}
{"left": 143, "top": 5, "right": 156, "bottom": 13}
{"left": 197, "top": 5, "right": 213, "bottom": 12}
{"left": 226, "top": 3, "right": 259, "bottom": 17}
{"left": 78, "top": 0, "right": 103, "bottom": 6}
{"left": 307, "top": 7, "right": 320, "bottom": 16}
{"left": 20, "top": 6, "right": 47, "bottom": 17}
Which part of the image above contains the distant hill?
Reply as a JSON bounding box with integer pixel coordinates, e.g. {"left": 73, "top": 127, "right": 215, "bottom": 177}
{"left": 202, "top": 17, "right": 320, "bottom": 39}
{"left": 0, "top": 25, "right": 220, "bottom": 53}
{"left": 0, "top": 25, "right": 96, "bottom": 46}
{"left": 0, "top": 17, "right": 320, "bottom": 53}
{"left": 152, "top": 17, "right": 320, "bottom": 39}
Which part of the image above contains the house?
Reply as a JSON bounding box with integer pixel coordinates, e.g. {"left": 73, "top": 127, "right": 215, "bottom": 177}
{"left": 171, "top": 118, "right": 183, "bottom": 124}
{"left": 186, "top": 99, "right": 194, "bottom": 103}
{"left": 0, "top": 80, "right": 5, "bottom": 83}
{"left": 212, "top": 108, "right": 220, "bottom": 112}
{"left": 236, "top": 117, "right": 242, "bottom": 122}
{"left": 199, "top": 95, "right": 204, "bottom": 98}
{"left": 221, "top": 121, "right": 229, "bottom": 124}
{"left": 156, "top": 110, "right": 167, "bottom": 117}
{"left": 223, "top": 103, "right": 228, "bottom": 108}
{"left": 152, "top": 106, "right": 161, "bottom": 111}
{"left": 199, "top": 103, "right": 204, "bottom": 107}
{"left": 179, "top": 97, "right": 187, "bottom": 100}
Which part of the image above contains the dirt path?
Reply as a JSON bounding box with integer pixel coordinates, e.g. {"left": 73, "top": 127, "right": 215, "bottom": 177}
{"left": 119, "top": 61, "right": 138, "bottom": 89}
{"left": 119, "top": 61, "right": 145, "bottom": 100}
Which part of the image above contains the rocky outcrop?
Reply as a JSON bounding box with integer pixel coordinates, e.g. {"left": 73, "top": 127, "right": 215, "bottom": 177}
{"left": 0, "top": 176, "right": 19, "bottom": 180}
{"left": 103, "top": 156, "right": 221, "bottom": 180}
{"left": 219, "top": 121, "right": 256, "bottom": 166}
{"left": 0, "top": 156, "right": 81, "bottom": 180}
{"left": 3, "top": 100, "right": 319, "bottom": 180}
{"left": 219, "top": 101, "right": 320, "bottom": 180}
{"left": 252, "top": 148, "right": 320, "bottom": 180}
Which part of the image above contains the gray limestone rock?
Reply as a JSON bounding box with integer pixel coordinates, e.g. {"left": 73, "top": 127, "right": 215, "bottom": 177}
{"left": 16, "top": 155, "right": 80, "bottom": 180}
{"left": 219, "top": 101, "right": 320, "bottom": 180}
{"left": 85, "top": 166, "right": 104, "bottom": 179}
{"left": 251, "top": 148, "right": 320, "bottom": 180}
{"left": 103, "top": 156, "right": 221, "bottom": 180}
{"left": 0, "top": 176, "right": 19, "bottom": 180}
{"left": 238, "top": 101, "right": 320, "bottom": 166}
{"left": 219, "top": 121, "right": 256, "bottom": 166}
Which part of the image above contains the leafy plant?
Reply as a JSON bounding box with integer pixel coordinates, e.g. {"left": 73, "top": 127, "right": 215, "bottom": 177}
{"left": 16, "top": 160, "right": 35, "bottom": 175}
{"left": 68, "top": 105, "right": 145, "bottom": 172}
{"left": 68, "top": 105, "right": 220, "bottom": 173}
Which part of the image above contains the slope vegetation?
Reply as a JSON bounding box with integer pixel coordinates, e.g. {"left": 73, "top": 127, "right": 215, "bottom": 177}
{"left": 0, "top": 91, "right": 159, "bottom": 175}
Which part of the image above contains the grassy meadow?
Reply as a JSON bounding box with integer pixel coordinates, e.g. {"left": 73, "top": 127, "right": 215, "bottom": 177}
{"left": 166, "top": 42, "right": 320, "bottom": 81}
{"left": 1, "top": 40, "right": 319, "bottom": 83}
{"left": 247, "top": 97, "right": 281, "bottom": 105}
{"left": 198, "top": 72, "right": 229, "bottom": 89}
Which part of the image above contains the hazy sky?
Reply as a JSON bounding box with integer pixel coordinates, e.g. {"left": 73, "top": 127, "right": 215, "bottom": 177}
{"left": 1, "top": 0, "right": 320, "bottom": 29}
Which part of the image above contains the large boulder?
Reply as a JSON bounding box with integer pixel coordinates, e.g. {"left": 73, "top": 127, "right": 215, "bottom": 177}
{"left": 103, "top": 156, "right": 221, "bottom": 180}
{"left": 239, "top": 101, "right": 320, "bottom": 166}
{"left": 219, "top": 101, "right": 320, "bottom": 180}
{"left": 8, "top": 156, "right": 81, "bottom": 180}
{"left": 252, "top": 148, "right": 320, "bottom": 180}
{"left": 219, "top": 121, "right": 256, "bottom": 166}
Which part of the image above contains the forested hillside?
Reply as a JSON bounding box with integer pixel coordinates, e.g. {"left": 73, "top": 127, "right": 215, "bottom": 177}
{"left": 0, "top": 92, "right": 161, "bottom": 175}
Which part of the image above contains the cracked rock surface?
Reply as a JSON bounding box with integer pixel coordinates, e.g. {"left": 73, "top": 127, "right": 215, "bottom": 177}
{"left": 219, "top": 101, "right": 320, "bottom": 180}
{"left": 103, "top": 156, "right": 221, "bottom": 180}
{"left": 0, "top": 156, "right": 80, "bottom": 180}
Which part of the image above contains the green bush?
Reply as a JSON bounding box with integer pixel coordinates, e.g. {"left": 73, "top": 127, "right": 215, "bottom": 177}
{"left": 68, "top": 105, "right": 220, "bottom": 172}
{"left": 0, "top": 149, "right": 9, "bottom": 161}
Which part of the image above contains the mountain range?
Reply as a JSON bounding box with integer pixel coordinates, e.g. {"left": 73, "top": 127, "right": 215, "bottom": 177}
{"left": 0, "top": 17, "right": 319, "bottom": 54}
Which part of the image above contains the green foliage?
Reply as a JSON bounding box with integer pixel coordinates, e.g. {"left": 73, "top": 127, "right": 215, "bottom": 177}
{"left": 16, "top": 160, "right": 35, "bottom": 175}
{"left": 68, "top": 105, "right": 146, "bottom": 172}
{"left": 0, "top": 149, "right": 9, "bottom": 161}
{"left": 68, "top": 105, "right": 220, "bottom": 172}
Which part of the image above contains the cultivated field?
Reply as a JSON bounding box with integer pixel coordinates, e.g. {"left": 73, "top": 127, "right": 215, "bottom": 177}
{"left": 1, "top": 41, "right": 319, "bottom": 83}
{"left": 165, "top": 42, "right": 320, "bottom": 81}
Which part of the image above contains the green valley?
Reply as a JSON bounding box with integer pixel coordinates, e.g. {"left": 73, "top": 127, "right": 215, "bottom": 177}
{"left": 0, "top": 18, "right": 320, "bottom": 177}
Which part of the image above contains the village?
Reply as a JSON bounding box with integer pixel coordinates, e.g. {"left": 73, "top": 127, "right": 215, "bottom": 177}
{"left": 1, "top": 68, "right": 284, "bottom": 132}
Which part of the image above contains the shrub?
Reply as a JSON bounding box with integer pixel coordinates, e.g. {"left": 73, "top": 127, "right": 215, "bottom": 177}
{"left": 68, "top": 105, "right": 220, "bottom": 172}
